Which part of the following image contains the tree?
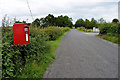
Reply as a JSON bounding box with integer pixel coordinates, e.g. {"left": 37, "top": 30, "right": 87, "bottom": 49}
{"left": 31, "top": 14, "right": 73, "bottom": 28}
{"left": 31, "top": 18, "right": 40, "bottom": 27}
{"left": 75, "top": 19, "right": 85, "bottom": 28}
{"left": 39, "top": 18, "right": 45, "bottom": 27}
{"left": 15, "top": 20, "right": 26, "bottom": 23}
{"left": 90, "top": 18, "right": 97, "bottom": 28}
{"left": 56, "top": 15, "right": 64, "bottom": 27}
{"left": 55, "top": 15, "right": 73, "bottom": 27}
{"left": 85, "top": 19, "right": 91, "bottom": 29}
{"left": 98, "top": 18, "right": 106, "bottom": 24}
{"left": 112, "top": 18, "right": 119, "bottom": 23}
{"left": 63, "top": 16, "right": 73, "bottom": 27}
{"left": 44, "top": 14, "right": 55, "bottom": 26}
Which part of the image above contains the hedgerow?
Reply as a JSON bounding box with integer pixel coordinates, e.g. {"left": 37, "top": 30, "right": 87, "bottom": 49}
{"left": 99, "top": 23, "right": 120, "bottom": 34}
{"left": 77, "top": 27, "right": 85, "bottom": 31}
{"left": 41, "top": 26, "right": 70, "bottom": 40}
{"left": 98, "top": 23, "right": 120, "bottom": 44}
{"left": 2, "top": 26, "right": 70, "bottom": 78}
{"left": 77, "top": 27, "right": 93, "bottom": 32}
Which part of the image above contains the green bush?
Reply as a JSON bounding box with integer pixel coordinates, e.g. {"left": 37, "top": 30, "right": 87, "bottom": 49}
{"left": 99, "top": 23, "right": 119, "bottom": 34}
{"left": 2, "top": 26, "right": 70, "bottom": 78}
{"left": 79, "top": 27, "right": 85, "bottom": 31}
{"left": 86, "top": 29, "right": 93, "bottom": 32}
{"left": 77, "top": 27, "right": 93, "bottom": 32}
{"left": 98, "top": 23, "right": 120, "bottom": 44}
{"left": 41, "top": 27, "right": 70, "bottom": 40}
{"left": 76, "top": 27, "right": 85, "bottom": 32}
{"left": 99, "top": 23, "right": 111, "bottom": 34}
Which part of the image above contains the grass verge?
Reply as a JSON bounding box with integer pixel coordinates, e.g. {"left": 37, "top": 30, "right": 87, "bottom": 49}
{"left": 96, "top": 34, "right": 119, "bottom": 45}
{"left": 17, "top": 30, "right": 70, "bottom": 78}
{"left": 76, "top": 28, "right": 93, "bottom": 33}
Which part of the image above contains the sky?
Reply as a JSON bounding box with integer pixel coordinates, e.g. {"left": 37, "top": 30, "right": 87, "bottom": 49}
{"left": 0, "top": 0, "right": 119, "bottom": 26}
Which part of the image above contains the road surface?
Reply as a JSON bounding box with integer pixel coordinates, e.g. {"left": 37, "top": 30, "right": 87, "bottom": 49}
{"left": 44, "top": 29, "right": 118, "bottom": 78}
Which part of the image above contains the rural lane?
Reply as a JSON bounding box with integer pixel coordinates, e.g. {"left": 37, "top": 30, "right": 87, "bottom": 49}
{"left": 44, "top": 29, "right": 118, "bottom": 78}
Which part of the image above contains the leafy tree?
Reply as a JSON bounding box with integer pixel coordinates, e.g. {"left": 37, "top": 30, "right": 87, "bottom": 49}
{"left": 112, "top": 18, "right": 119, "bottom": 23}
{"left": 39, "top": 18, "right": 45, "bottom": 26}
{"left": 63, "top": 16, "right": 73, "bottom": 27}
{"left": 44, "top": 14, "right": 55, "bottom": 26}
{"left": 31, "top": 14, "right": 73, "bottom": 28}
{"left": 55, "top": 15, "right": 64, "bottom": 27}
{"left": 54, "top": 15, "right": 73, "bottom": 28}
{"left": 31, "top": 18, "right": 40, "bottom": 27}
{"left": 90, "top": 18, "right": 97, "bottom": 28}
{"left": 85, "top": 19, "right": 91, "bottom": 29}
{"left": 75, "top": 19, "right": 85, "bottom": 28}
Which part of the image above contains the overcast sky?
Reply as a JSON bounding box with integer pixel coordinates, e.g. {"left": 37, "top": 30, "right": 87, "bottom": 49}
{"left": 0, "top": 0, "right": 119, "bottom": 25}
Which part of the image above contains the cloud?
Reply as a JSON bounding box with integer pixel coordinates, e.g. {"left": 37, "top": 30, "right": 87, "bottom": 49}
{"left": 0, "top": 0, "right": 119, "bottom": 25}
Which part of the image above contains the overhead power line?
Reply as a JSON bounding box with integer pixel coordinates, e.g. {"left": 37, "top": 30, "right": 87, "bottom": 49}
{"left": 26, "top": 0, "right": 34, "bottom": 21}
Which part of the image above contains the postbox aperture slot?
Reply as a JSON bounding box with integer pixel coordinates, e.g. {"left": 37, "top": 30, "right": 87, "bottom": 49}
{"left": 24, "top": 26, "right": 29, "bottom": 41}
{"left": 24, "top": 27, "right": 28, "bottom": 31}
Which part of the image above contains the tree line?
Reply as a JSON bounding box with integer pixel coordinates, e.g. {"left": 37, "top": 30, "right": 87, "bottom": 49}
{"left": 75, "top": 18, "right": 98, "bottom": 29}
{"left": 75, "top": 18, "right": 119, "bottom": 29}
{"left": 31, "top": 14, "right": 73, "bottom": 28}
{"left": 31, "top": 14, "right": 119, "bottom": 29}
{"left": 1, "top": 14, "right": 119, "bottom": 28}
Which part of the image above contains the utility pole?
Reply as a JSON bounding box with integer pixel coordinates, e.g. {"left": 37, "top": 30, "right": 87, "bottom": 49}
{"left": 26, "top": 0, "right": 34, "bottom": 21}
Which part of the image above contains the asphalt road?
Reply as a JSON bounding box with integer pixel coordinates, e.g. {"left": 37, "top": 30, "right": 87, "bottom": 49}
{"left": 44, "top": 29, "right": 118, "bottom": 78}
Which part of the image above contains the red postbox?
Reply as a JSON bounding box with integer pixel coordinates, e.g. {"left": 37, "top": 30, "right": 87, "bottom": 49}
{"left": 13, "top": 23, "right": 30, "bottom": 45}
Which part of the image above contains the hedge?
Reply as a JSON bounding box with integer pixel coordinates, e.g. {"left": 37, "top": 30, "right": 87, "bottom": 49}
{"left": 99, "top": 23, "right": 120, "bottom": 34}
{"left": 41, "top": 26, "right": 70, "bottom": 40}
{"left": 2, "top": 26, "right": 70, "bottom": 78}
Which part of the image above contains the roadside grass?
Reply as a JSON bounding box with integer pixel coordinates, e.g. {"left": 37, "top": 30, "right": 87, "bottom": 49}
{"left": 77, "top": 29, "right": 93, "bottom": 33}
{"left": 77, "top": 29, "right": 84, "bottom": 32}
{"left": 76, "top": 27, "right": 93, "bottom": 33}
{"left": 17, "top": 30, "right": 70, "bottom": 78}
{"left": 96, "top": 34, "right": 120, "bottom": 45}
{"left": 48, "top": 30, "right": 69, "bottom": 56}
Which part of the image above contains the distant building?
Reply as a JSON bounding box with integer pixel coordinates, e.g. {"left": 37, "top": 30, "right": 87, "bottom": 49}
{"left": 118, "top": 1, "right": 120, "bottom": 21}
{"left": 93, "top": 27, "right": 100, "bottom": 33}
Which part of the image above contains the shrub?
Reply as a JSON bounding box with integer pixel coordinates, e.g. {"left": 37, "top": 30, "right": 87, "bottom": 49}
{"left": 77, "top": 27, "right": 93, "bottom": 32}
{"left": 79, "top": 27, "right": 85, "bottom": 31}
{"left": 86, "top": 29, "right": 93, "bottom": 32}
{"left": 99, "top": 23, "right": 111, "bottom": 34}
{"left": 41, "top": 27, "right": 70, "bottom": 40}
{"left": 108, "top": 24, "right": 119, "bottom": 34}
{"left": 98, "top": 23, "right": 120, "bottom": 44}
{"left": 76, "top": 27, "right": 85, "bottom": 32}
{"left": 99, "top": 23, "right": 119, "bottom": 34}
